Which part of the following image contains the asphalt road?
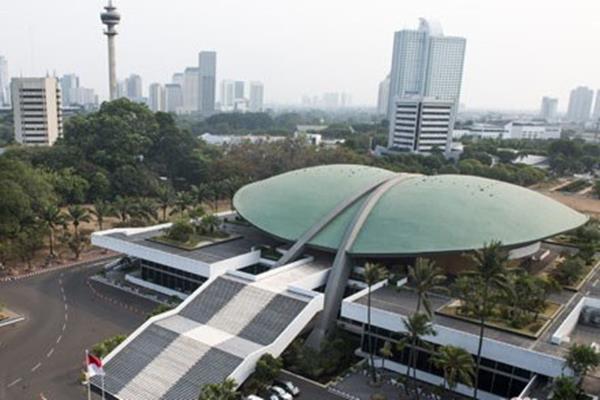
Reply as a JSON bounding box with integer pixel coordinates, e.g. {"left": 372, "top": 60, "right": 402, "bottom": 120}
{"left": 0, "top": 259, "right": 156, "bottom": 400}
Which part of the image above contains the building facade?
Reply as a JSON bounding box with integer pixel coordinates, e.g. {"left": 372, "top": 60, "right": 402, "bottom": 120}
{"left": 11, "top": 77, "right": 63, "bottom": 146}
{"left": 540, "top": 96, "right": 558, "bottom": 122}
{"left": 148, "top": 83, "right": 165, "bottom": 112}
{"left": 504, "top": 121, "right": 561, "bottom": 140}
{"left": 0, "top": 56, "right": 9, "bottom": 107}
{"left": 377, "top": 75, "right": 390, "bottom": 115}
{"left": 165, "top": 83, "right": 183, "bottom": 113}
{"left": 60, "top": 74, "right": 80, "bottom": 106}
{"left": 592, "top": 90, "right": 600, "bottom": 122}
{"left": 182, "top": 67, "right": 200, "bottom": 113}
{"left": 388, "top": 97, "right": 454, "bottom": 153}
{"left": 387, "top": 18, "right": 466, "bottom": 118}
{"left": 566, "top": 86, "right": 594, "bottom": 123}
{"left": 198, "top": 51, "right": 216, "bottom": 115}
{"left": 220, "top": 80, "right": 235, "bottom": 111}
{"left": 126, "top": 74, "right": 143, "bottom": 101}
{"left": 248, "top": 81, "right": 264, "bottom": 112}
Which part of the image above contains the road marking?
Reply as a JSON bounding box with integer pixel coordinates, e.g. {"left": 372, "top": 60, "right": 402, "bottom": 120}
{"left": 60, "top": 287, "right": 64, "bottom": 293}
{"left": 47, "top": 348, "right": 54, "bottom": 358}
{"left": 56, "top": 335, "right": 62, "bottom": 344}
{"left": 62, "top": 295, "right": 66, "bottom": 302}
{"left": 7, "top": 378, "right": 22, "bottom": 388}
{"left": 58, "top": 278, "right": 62, "bottom": 285}
{"left": 31, "top": 362, "right": 42, "bottom": 372}
{"left": 62, "top": 323, "right": 66, "bottom": 331}
{"left": 64, "top": 303, "right": 68, "bottom": 311}
{"left": 64, "top": 313, "right": 68, "bottom": 321}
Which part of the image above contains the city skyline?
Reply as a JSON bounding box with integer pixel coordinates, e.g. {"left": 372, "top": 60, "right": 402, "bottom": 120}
{"left": 2, "top": 1, "right": 600, "bottom": 109}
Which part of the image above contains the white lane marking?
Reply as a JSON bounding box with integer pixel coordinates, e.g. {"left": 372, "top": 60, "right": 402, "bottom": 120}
{"left": 7, "top": 377, "right": 22, "bottom": 388}
{"left": 56, "top": 335, "right": 62, "bottom": 344}
{"left": 64, "top": 313, "right": 68, "bottom": 321}
{"left": 58, "top": 279, "right": 62, "bottom": 285}
{"left": 64, "top": 303, "right": 68, "bottom": 311}
{"left": 31, "top": 362, "right": 42, "bottom": 372}
{"left": 47, "top": 348, "right": 54, "bottom": 358}
{"left": 62, "top": 323, "right": 66, "bottom": 331}
{"left": 62, "top": 295, "right": 66, "bottom": 302}
{"left": 60, "top": 287, "right": 64, "bottom": 293}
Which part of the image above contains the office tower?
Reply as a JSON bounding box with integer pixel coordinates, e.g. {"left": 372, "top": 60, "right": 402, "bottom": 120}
{"left": 220, "top": 80, "right": 235, "bottom": 111}
{"left": 234, "top": 81, "right": 245, "bottom": 100}
{"left": 198, "top": 51, "right": 216, "bottom": 114}
{"left": 172, "top": 73, "right": 184, "bottom": 86}
{"left": 377, "top": 75, "right": 390, "bottom": 115}
{"left": 71, "top": 87, "right": 98, "bottom": 108}
{"left": 592, "top": 90, "right": 600, "bottom": 121}
{"left": 60, "top": 74, "right": 80, "bottom": 106}
{"left": 182, "top": 67, "right": 200, "bottom": 113}
{"left": 117, "top": 80, "right": 127, "bottom": 98}
{"left": 566, "top": 86, "right": 594, "bottom": 123}
{"left": 387, "top": 18, "right": 466, "bottom": 118}
{"left": 125, "top": 74, "right": 142, "bottom": 100}
{"left": 540, "top": 97, "right": 558, "bottom": 122}
{"left": 165, "top": 83, "right": 183, "bottom": 113}
{"left": 0, "top": 56, "right": 9, "bottom": 106}
{"left": 322, "top": 93, "right": 340, "bottom": 109}
{"left": 148, "top": 83, "right": 165, "bottom": 112}
{"left": 248, "top": 81, "right": 264, "bottom": 112}
{"left": 341, "top": 93, "right": 352, "bottom": 108}
{"left": 388, "top": 97, "right": 454, "bottom": 153}
{"left": 11, "top": 77, "right": 63, "bottom": 146}
{"left": 100, "top": 0, "right": 121, "bottom": 100}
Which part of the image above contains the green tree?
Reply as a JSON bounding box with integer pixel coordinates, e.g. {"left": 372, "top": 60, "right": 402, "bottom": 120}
{"left": 14, "top": 226, "right": 45, "bottom": 269}
{"left": 565, "top": 343, "right": 600, "bottom": 395}
{"left": 379, "top": 340, "right": 393, "bottom": 374}
{"left": 39, "top": 204, "right": 66, "bottom": 257}
{"left": 90, "top": 201, "right": 114, "bottom": 231}
{"left": 364, "top": 262, "right": 388, "bottom": 383}
{"left": 198, "top": 378, "right": 240, "bottom": 400}
{"left": 254, "top": 354, "right": 282, "bottom": 388}
{"left": 156, "top": 185, "right": 174, "bottom": 222}
{"left": 399, "top": 313, "right": 436, "bottom": 400}
{"left": 431, "top": 345, "right": 475, "bottom": 393}
{"left": 190, "top": 183, "right": 210, "bottom": 208}
{"left": 170, "top": 192, "right": 193, "bottom": 217}
{"left": 552, "top": 376, "right": 579, "bottom": 400}
{"left": 112, "top": 196, "right": 136, "bottom": 223}
{"left": 201, "top": 214, "right": 222, "bottom": 235}
{"left": 466, "top": 241, "right": 509, "bottom": 400}
{"left": 66, "top": 205, "right": 91, "bottom": 239}
{"left": 408, "top": 258, "right": 447, "bottom": 316}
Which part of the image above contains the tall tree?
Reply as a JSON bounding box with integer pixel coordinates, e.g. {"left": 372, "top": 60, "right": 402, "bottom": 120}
{"left": 431, "top": 345, "right": 475, "bottom": 393}
{"left": 90, "top": 201, "right": 114, "bottom": 231}
{"left": 39, "top": 204, "right": 66, "bottom": 257}
{"left": 66, "top": 205, "right": 91, "bottom": 239}
{"left": 156, "top": 185, "right": 174, "bottom": 222}
{"left": 467, "top": 241, "right": 508, "bottom": 400}
{"left": 565, "top": 343, "right": 600, "bottom": 396}
{"left": 197, "top": 378, "right": 240, "bottom": 400}
{"left": 408, "top": 257, "right": 447, "bottom": 316}
{"left": 170, "top": 192, "right": 193, "bottom": 217}
{"left": 112, "top": 196, "right": 136, "bottom": 223}
{"left": 364, "top": 262, "right": 388, "bottom": 384}
{"left": 400, "top": 313, "right": 436, "bottom": 400}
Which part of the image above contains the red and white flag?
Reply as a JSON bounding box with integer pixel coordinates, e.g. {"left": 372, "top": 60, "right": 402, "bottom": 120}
{"left": 86, "top": 353, "right": 105, "bottom": 377}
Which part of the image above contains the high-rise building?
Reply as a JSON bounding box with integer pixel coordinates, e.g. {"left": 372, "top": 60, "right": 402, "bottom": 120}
{"left": 60, "top": 74, "right": 80, "bottom": 106}
{"left": 234, "top": 81, "right": 245, "bottom": 100}
{"left": 248, "top": 81, "right": 264, "bottom": 112}
{"left": 540, "top": 97, "right": 558, "bottom": 122}
{"left": 165, "top": 83, "right": 183, "bottom": 113}
{"left": 592, "top": 90, "right": 600, "bottom": 122}
{"left": 566, "top": 86, "right": 594, "bottom": 123}
{"left": 322, "top": 92, "right": 340, "bottom": 109}
{"left": 182, "top": 67, "right": 200, "bottom": 113}
{"left": 0, "top": 56, "right": 9, "bottom": 107}
{"left": 341, "top": 93, "right": 352, "bottom": 108}
{"left": 117, "top": 80, "right": 127, "bottom": 98}
{"left": 388, "top": 97, "right": 454, "bottom": 153}
{"left": 198, "top": 51, "right": 216, "bottom": 114}
{"left": 11, "top": 77, "right": 63, "bottom": 146}
{"left": 126, "top": 74, "right": 143, "bottom": 101}
{"left": 377, "top": 75, "right": 390, "bottom": 115}
{"left": 172, "top": 73, "right": 184, "bottom": 86}
{"left": 100, "top": 0, "right": 121, "bottom": 100}
{"left": 220, "top": 80, "right": 235, "bottom": 111}
{"left": 387, "top": 18, "right": 466, "bottom": 118}
{"left": 148, "top": 83, "right": 165, "bottom": 112}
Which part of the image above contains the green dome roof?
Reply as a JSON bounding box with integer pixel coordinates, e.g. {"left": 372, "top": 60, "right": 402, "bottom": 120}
{"left": 233, "top": 164, "right": 588, "bottom": 255}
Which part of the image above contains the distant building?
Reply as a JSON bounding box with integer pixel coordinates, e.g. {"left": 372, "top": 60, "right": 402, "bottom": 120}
{"left": 504, "top": 121, "right": 561, "bottom": 140}
{"left": 165, "top": 83, "right": 183, "bottom": 113}
{"left": 388, "top": 97, "right": 454, "bottom": 153}
{"left": 340, "top": 93, "right": 352, "bottom": 108}
{"left": 60, "top": 74, "right": 97, "bottom": 109}
{"left": 387, "top": 18, "right": 466, "bottom": 118}
{"left": 182, "top": 67, "right": 200, "bottom": 113}
{"left": 540, "top": 96, "right": 558, "bottom": 122}
{"left": 60, "top": 74, "right": 79, "bottom": 106}
{"left": 234, "top": 81, "right": 245, "bottom": 100}
{"left": 452, "top": 123, "right": 507, "bottom": 139}
{"left": 220, "top": 80, "right": 235, "bottom": 111}
{"left": 248, "top": 81, "right": 264, "bottom": 112}
{"left": 148, "top": 83, "right": 165, "bottom": 112}
{"left": 566, "top": 86, "right": 594, "bottom": 123}
{"left": 377, "top": 75, "right": 390, "bottom": 115}
{"left": 11, "top": 77, "right": 63, "bottom": 146}
{"left": 172, "top": 73, "right": 184, "bottom": 87}
{"left": 126, "top": 74, "right": 143, "bottom": 101}
{"left": 0, "top": 56, "right": 9, "bottom": 107}
{"left": 322, "top": 92, "right": 340, "bottom": 109}
{"left": 592, "top": 90, "right": 600, "bottom": 122}
{"left": 198, "top": 51, "right": 216, "bottom": 115}
{"left": 117, "top": 80, "right": 127, "bottom": 98}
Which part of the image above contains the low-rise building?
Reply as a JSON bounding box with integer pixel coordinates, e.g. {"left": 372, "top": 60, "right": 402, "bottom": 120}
{"left": 504, "top": 121, "right": 561, "bottom": 140}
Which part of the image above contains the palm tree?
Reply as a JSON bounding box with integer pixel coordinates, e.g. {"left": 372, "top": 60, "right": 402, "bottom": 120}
{"left": 565, "top": 343, "right": 600, "bottom": 396}
{"left": 136, "top": 197, "right": 158, "bottom": 223}
{"left": 66, "top": 205, "right": 91, "bottom": 239}
{"left": 190, "top": 183, "right": 210, "bottom": 208}
{"left": 156, "top": 185, "right": 174, "bottom": 222}
{"left": 197, "top": 378, "right": 240, "bottom": 400}
{"left": 201, "top": 214, "right": 221, "bottom": 235}
{"left": 364, "top": 262, "right": 388, "bottom": 383}
{"left": 39, "top": 204, "right": 66, "bottom": 257}
{"left": 209, "top": 181, "right": 225, "bottom": 212}
{"left": 90, "top": 201, "right": 114, "bottom": 231}
{"left": 431, "top": 345, "right": 475, "bottom": 394}
{"left": 112, "top": 196, "right": 135, "bottom": 223}
{"left": 170, "top": 192, "right": 193, "bottom": 217}
{"left": 467, "top": 241, "right": 508, "bottom": 400}
{"left": 408, "top": 257, "right": 447, "bottom": 316}
{"left": 379, "top": 340, "right": 393, "bottom": 375}
{"left": 400, "top": 313, "right": 436, "bottom": 400}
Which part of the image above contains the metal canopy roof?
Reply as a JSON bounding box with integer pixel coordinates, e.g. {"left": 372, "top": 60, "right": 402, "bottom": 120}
{"left": 233, "top": 164, "right": 588, "bottom": 255}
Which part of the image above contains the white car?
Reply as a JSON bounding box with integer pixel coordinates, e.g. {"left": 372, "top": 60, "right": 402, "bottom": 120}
{"left": 274, "top": 380, "right": 300, "bottom": 396}
{"left": 245, "top": 396, "right": 264, "bottom": 400}
{"left": 268, "top": 386, "right": 293, "bottom": 400}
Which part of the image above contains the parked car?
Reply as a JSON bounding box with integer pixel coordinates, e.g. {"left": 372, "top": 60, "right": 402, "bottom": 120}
{"left": 267, "top": 386, "right": 293, "bottom": 400}
{"left": 274, "top": 380, "right": 300, "bottom": 396}
{"left": 245, "top": 396, "right": 264, "bottom": 400}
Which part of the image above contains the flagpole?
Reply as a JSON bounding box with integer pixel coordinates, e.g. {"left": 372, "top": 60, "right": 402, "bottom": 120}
{"left": 85, "top": 349, "right": 91, "bottom": 400}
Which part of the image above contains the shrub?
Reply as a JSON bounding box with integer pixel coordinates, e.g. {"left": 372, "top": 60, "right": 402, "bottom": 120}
{"left": 167, "top": 220, "right": 194, "bottom": 243}
{"left": 552, "top": 256, "right": 585, "bottom": 286}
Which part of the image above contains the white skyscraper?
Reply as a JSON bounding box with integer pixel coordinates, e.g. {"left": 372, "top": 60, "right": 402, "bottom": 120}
{"left": 220, "top": 80, "right": 235, "bottom": 111}
{"left": 566, "top": 86, "right": 594, "bottom": 123}
{"left": 198, "top": 51, "right": 216, "bottom": 114}
{"left": 377, "top": 75, "right": 390, "bottom": 115}
{"left": 540, "top": 97, "right": 559, "bottom": 122}
{"left": 387, "top": 18, "right": 466, "bottom": 118}
{"left": 172, "top": 73, "right": 184, "bottom": 87}
{"left": 0, "top": 56, "right": 9, "bottom": 107}
{"left": 182, "top": 67, "right": 200, "bottom": 113}
{"left": 126, "top": 74, "right": 143, "bottom": 101}
{"left": 234, "top": 81, "right": 245, "bottom": 100}
{"left": 592, "top": 90, "right": 600, "bottom": 122}
{"left": 165, "top": 83, "right": 183, "bottom": 113}
{"left": 60, "top": 74, "right": 80, "bottom": 106}
{"left": 248, "top": 81, "right": 264, "bottom": 112}
{"left": 148, "top": 83, "right": 165, "bottom": 112}
{"left": 11, "top": 77, "right": 63, "bottom": 146}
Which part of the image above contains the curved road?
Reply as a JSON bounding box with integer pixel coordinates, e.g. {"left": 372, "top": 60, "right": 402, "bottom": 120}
{"left": 0, "top": 259, "right": 156, "bottom": 400}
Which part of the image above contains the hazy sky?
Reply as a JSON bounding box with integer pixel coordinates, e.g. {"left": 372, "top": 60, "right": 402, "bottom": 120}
{"left": 2, "top": 0, "right": 600, "bottom": 110}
